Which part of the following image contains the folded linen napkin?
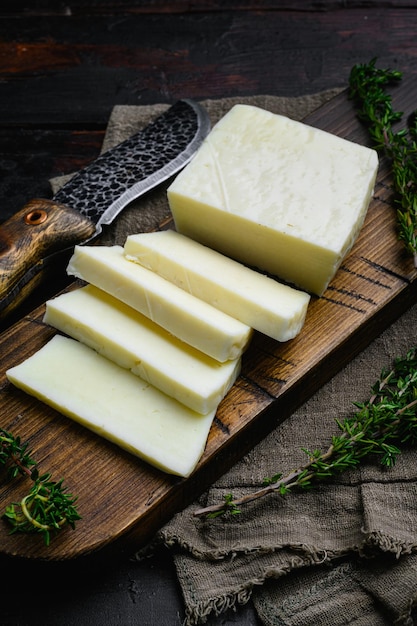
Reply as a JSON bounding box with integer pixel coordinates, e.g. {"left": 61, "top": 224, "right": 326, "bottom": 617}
{"left": 52, "top": 90, "right": 417, "bottom": 625}
{"left": 157, "top": 303, "right": 417, "bottom": 625}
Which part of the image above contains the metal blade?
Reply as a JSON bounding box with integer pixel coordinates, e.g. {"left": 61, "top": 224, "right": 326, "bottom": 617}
{"left": 53, "top": 99, "right": 210, "bottom": 236}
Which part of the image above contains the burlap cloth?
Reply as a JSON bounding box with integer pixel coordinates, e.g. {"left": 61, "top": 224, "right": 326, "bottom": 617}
{"left": 52, "top": 91, "right": 417, "bottom": 625}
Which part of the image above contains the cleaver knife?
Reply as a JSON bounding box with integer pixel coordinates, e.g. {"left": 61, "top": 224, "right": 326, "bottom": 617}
{"left": 0, "top": 99, "right": 210, "bottom": 320}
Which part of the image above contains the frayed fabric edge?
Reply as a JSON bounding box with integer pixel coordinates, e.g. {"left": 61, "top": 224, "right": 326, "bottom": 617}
{"left": 177, "top": 547, "right": 344, "bottom": 626}
{"left": 180, "top": 551, "right": 356, "bottom": 626}
{"left": 181, "top": 557, "right": 313, "bottom": 626}
{"left": 135, "top": 529, "right": 348, "bottom": 563}
{"left": 181, "top": 554, "right": 417, "bottom": 626}
{"left": 134, "top": 535, "right": 344, "bottom": 625}
{"left": 361, "top": 530, "right": 417, "bottom": 559}
{"left": 132, "top": 531, "right": 417, "bottom": 626}
{"left": 134, "top": 528, "right": 417, "bottom": 564}
{"left": 183, "top": 582, "right": 254, "bottom": 626}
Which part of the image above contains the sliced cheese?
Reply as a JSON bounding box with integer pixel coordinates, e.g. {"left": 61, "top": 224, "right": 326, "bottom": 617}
{"left": 166, "top": 104, "right": 379, "bottom": 295}
{"left": 6, "top": 335, "right": 215, "bottom": 477}
{"left": 43, "top": 285, "right": 240, "bottom": 415}
{"left": 66, "top": 244, "right": 252, "bottom": 362}
{"left": 124, "top": 230, "right": 310, "bottom": 342}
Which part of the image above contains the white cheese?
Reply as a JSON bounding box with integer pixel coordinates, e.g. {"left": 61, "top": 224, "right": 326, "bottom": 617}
{"left": 166, "top": 104, "right": 379, "bottom": 295}
{"left": 43, "top": 285, "right": 240, "bottom": 415}
{"left": 124, "top": 230, "right": 310, "bottom": 342}
{"left": 6, "top": 335, "right": 215, "bottom": 477}
{"left": 66, "top": 244, "right": 252, "bottom": 362}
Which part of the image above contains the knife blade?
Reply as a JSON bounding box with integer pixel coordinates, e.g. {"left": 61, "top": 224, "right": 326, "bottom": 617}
{"left": 0, "top": 99, "right": 210, "bottom": 320}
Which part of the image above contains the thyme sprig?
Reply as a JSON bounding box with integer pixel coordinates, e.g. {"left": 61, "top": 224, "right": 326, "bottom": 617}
{"left": 0, "top": 429, "right": 37, "bottom": 480}
{"left": 0, "top": 428, "right": 80, "bottom": 545}
{"left": 348, "top": 58, "right": 417, "bottom": 266}
{"left": 194, "top": 347, "right": 417, "bottom": 519}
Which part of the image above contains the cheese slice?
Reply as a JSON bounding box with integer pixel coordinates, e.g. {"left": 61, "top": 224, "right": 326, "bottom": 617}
{"left": 6, "top": 335, "right": 215, "bottom": 477}
{"left": 124, "top": 230, "right": 310, "bottom": 342}
{"left": 166, "top": 104, "right": 379, "bottom": 295}
{"left": 66, "top": 244, "right": 252, "bottom": 362}
{"left": 43, "top": 285, "right": 240, "bottom": 415}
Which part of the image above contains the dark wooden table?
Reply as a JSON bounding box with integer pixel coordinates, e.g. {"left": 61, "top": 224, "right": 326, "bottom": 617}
{"left": 1, "top": 2, "right": 417, "bottom": 624}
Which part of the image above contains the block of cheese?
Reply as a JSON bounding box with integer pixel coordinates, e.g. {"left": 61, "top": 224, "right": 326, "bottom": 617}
{"left": 43, "top": 285, "right": 240, "bottom": 415}
{"left": 124, "top": 230, "right": 310, "bottom": 342}
{"left": 166, "top": 104, "right": 379, "bottom": 295}
{"left": 66, "top": 244, "right": 252, "bottom": 362}
{"left": 6, "top": 335, "right": 215, "bottom": 477}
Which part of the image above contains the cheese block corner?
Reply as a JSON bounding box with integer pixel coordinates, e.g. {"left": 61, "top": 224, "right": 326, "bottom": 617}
{"left": 6, "top": 335, "right": 215, "bottom": 478}
{"left": 166, "top": 103, "right": 379, "bottom": 295}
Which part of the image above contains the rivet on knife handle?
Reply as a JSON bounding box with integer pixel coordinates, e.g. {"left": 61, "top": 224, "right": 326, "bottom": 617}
{"left": 0, "top": 198, "right": 96, "bottom": 319}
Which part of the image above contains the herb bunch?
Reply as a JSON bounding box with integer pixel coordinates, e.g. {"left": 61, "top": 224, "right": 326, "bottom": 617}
{"left": 349, "top": 58, "right": 417, "bottom": 266}
{"left": 0, "top": 428, "right": 80, "bottom": 545}
{"left": 194, "top": 347, "right": 417, "bottom": 519}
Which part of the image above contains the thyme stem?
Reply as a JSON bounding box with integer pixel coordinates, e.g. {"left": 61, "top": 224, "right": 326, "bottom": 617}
{"left": 194, "top": 347, "right": 417, "bottom": 519}
{"left": 0, "top": 428, "right": 80, "bottom": 545}
{"left": 348, "top": 58, "right": 417, "bottom": 266}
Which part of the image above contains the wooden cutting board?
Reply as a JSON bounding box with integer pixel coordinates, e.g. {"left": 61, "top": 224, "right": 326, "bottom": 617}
{"left": 1, "top": 80, "right": 416, "bottom": 561}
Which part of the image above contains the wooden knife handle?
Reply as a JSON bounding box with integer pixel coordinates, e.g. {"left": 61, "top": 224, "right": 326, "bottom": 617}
{"left": 0, "top": 198, "right": 97, "bottom": 320}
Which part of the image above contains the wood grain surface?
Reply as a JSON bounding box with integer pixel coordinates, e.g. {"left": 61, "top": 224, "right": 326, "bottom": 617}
{"left": 1, "top": 76, "right": 416, "bottom": 561}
